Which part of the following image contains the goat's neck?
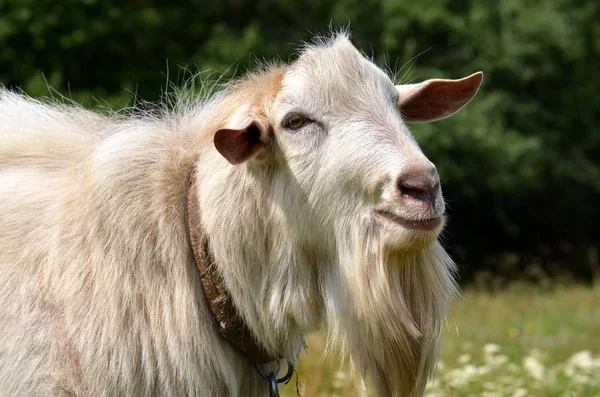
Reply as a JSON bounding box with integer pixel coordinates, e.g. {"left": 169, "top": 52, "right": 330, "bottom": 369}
{"left": 195, "top": 156, "right": 325, "bottom": 359}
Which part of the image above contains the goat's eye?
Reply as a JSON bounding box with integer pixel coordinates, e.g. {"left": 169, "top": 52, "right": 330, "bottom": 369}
{"left": 284, "top": 114, "right": 307, "bottom": 130}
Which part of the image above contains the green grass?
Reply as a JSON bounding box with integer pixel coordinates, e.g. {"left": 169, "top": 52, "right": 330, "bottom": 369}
{"left": 280, "top": 283, "right": 600, "bottom": 397}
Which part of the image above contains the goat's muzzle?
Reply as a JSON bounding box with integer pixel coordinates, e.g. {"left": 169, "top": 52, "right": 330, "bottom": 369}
{"left": 396, "top": 164, "right": 440, "bottom": 206}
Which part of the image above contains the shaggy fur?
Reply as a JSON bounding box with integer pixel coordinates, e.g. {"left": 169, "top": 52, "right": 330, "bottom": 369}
{"left": 0, "top": 33, "right": 480, "bottom": 396}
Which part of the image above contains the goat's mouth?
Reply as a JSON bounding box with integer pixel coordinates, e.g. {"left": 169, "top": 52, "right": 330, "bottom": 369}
{"left": 374, "top": 210, "right": 443, "bottom": 231}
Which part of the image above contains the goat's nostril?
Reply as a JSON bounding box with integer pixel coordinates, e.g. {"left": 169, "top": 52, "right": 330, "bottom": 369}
{"left": 398, "top": 182, "right": 437, "bottom": 202}
{"left": 396, "top": 169, "right": 440, "bottom": 203}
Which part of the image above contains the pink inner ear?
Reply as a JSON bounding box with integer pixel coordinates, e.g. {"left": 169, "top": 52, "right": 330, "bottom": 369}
{"left": 214, "top": 124, "right": 266, "bottom": 165}
{"left": 398, "top": 72, "right": 483, "bottom": 123}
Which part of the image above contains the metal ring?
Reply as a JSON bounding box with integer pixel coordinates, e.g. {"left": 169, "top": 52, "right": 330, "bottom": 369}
{"left": 254, "top": 360, "right": 294, "bottom": 384}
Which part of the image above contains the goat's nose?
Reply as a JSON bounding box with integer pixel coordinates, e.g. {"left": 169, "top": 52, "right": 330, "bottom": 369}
{"left": 396, "top": 165, "right": 440, "bottom": 203}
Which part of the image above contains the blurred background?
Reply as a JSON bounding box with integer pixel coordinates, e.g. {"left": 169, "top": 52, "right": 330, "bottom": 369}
{"left": 1, "top": 0, "right": 599, "bottom": 395}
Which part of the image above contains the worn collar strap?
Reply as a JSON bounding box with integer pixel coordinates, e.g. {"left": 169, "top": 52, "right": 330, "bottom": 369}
{"left": 185, "top": 169, "right": 280, "bottom": 365}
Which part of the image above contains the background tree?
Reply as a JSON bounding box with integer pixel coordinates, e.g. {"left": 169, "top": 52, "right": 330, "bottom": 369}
{"left": 1, "top": 0, "right": 598, "bottom": 283}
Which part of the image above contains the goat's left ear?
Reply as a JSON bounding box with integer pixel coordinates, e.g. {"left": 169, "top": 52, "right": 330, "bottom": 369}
{"left": 214, "top": 121, "right": 270, "bottom": 165}
{"left": 396, "top": 72, "right": 483, "bottom": 123}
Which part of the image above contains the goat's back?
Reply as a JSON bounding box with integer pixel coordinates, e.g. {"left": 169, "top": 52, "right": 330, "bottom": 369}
{"left": 0, "top": 90, "right": 235, "bottom": 396}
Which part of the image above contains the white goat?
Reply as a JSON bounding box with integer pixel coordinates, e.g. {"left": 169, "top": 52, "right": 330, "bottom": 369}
{"left": 0, "top": 33, "right": 482, "bottom": 396}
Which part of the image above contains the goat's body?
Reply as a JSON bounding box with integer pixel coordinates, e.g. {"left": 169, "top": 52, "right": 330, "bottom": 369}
{"left": 0, "top": 91, "right": 274, "bottom": 396}
{"left": 0, "top": 33, "right": 480, "bottom": 397}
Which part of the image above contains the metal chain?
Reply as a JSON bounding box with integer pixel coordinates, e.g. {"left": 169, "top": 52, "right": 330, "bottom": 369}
{"left": 254, "top": 361, "right": 294, "bottom": 397}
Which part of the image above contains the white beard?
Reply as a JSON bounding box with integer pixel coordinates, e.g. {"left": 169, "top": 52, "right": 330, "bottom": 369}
{"left": 323, "top": 217, "right": 458, "bottom": 397}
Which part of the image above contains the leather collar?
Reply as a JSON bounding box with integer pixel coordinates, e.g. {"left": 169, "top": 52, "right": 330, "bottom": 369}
{"left": 185, "top": 169, "right": 280, "bottom": 364}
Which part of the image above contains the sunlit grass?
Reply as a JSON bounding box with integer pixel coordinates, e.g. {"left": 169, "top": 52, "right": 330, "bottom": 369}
{"left": 280, "top": 283, "right": 600, "bottom": 396}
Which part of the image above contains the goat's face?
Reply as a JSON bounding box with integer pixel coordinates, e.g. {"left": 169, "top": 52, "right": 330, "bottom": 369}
{"left": 214, "top": 37, "right": 482, "bottom": 253}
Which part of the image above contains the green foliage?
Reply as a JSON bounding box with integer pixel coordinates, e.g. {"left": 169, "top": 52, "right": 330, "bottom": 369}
{"left": 1, "top": 0, "right": 598, "bottom": 281}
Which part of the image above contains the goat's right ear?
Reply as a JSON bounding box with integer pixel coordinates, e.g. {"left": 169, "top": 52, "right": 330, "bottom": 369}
{"left": 214, "top": 121, "right": 270, "bottom": 165}
{"left": 396, "top": 72, "right": 483, "bottom": 123}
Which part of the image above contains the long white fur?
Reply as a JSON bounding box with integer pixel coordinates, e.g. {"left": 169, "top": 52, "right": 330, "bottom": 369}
{"left": 0, "top": 33, "right": 458, "bottom": 396}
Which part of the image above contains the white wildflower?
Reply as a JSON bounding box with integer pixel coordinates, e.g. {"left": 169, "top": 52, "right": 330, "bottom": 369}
{"left": 486, "top": 354, "right": 509, "bottom": 367}
{"left": 564, "top": 350, "right": 600, "bottom": 387}
{"left": 524, "top": 356, "right": 545, "bottom": 381}
{"left": 446, "top": 364, "right": 478, "bottom": 388}
{"left": 514, "top": 388, "right": 528, "bottom": 397}
{"left": 331, "top": 370, "right": 347, "bottom": 389}
{"left": 483, "top": 343, "right": 502, "bottom": 355}
{"left": 458, "top": 353, "right": 472, "bottom": 365}
{"left": 462, "top": 364, "right": 478, "bottom": 377}
{"left": 565, "top": 351, "right": 595, "bottom": 373}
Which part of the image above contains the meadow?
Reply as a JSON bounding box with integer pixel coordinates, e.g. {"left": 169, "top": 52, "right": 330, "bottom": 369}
{"left": 281, "top": 283, "right": 600, "bottom": 397}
